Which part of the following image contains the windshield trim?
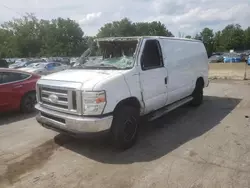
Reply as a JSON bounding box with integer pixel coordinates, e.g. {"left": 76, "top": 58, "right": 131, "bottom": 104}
{"left": 133, "top": 38, "right": 142, "bottom": 67}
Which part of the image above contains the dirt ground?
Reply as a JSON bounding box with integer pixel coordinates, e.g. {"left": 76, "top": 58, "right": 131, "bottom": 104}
{"left": 1, "top": 80, "right": 250, "bottom": 188}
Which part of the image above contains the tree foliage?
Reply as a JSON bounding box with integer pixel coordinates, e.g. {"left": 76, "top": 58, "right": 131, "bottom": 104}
{"left": 0, "top": 14, "right": 249, "bottom": 58}
{"left": 199, "top": 28, "right": 214, "bottom": 57}
{"left": 97, "top": 18, "right": 173, "bottom": 38}
{"left": 0, "top": 14, "right": 86, "bottom": 58}
{"left": 194, "top": 24, "right": 250, "bottom": 57}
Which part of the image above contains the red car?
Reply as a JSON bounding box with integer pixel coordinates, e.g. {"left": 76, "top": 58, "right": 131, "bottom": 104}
{"left": 0, "top": 68, "right": 40, "bottom": 113}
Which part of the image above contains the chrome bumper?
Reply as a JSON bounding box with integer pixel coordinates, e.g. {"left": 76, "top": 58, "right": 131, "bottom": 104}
{"left": 35, "top": 104, "right": 113, "bottom": 135}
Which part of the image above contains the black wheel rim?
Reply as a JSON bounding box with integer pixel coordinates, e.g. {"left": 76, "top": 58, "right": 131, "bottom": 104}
{"left": 123, "top": 116, "right": 137, "bottom": 142}
{"left": 25, "top": 95, "right": 36, "bottom": 111}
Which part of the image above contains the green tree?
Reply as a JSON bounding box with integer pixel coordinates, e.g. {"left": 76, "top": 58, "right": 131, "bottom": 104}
{"left": 213, "top": 31, "right": 225, "bottom": 52}
{"left": 220, "top": 24, "right": 245, "bottom": 51}
{"left": 0, "top": 29, "right": 17, "bottom": 57}
{"left": 135, "top": 21, "right": 173, "bottom": 36}
{"left": 2, "top": 13, "right": 42, "bottom": 57}
{"left": 244, "top": 27, "right": 250, "bottom": 50}
{"left": 0, "top": 14, "right": 86, "bottom": 57}
{"left": 97, "top": 18, "right": 173, "bottom": 38}
{"left": 97, "top": 18, "right": 136, "bottom": 38}
{"left": 200, "top": 28, "right": 214, "bottom": 57}
{"left": 39, "top": 18, "right": 85, "bottom": 57}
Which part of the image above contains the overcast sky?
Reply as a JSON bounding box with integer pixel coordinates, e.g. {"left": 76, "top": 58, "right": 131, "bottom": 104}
{"left": 0, "top": 0, "right": 249, "bottom": 36}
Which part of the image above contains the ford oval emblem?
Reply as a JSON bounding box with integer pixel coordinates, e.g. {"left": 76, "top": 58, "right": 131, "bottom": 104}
{"left": 48, "top": 94, "right": 58, "bottom": 103}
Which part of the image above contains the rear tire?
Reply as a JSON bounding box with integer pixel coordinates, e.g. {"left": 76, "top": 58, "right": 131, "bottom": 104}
{"left": 20, "top": 92, "right": 36, "bottom": 113}
{"left": 111, "top": 105, "right": 140, "bottom": 150}
{"left": 190, "top": 82, "right": 203, "bottom": 107}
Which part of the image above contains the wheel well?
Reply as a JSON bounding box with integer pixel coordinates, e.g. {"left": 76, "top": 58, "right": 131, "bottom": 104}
{"left": 114, "top": 97, "right": 141, "bottom": 113}
{"left": 196, "top": 77, "right": 204, "bottom": 88}
{"left": 21, "top": 90, "right": 36, "bottom": 102}
{"left": 23, "top": 90, "right": 36, "bottom": 97}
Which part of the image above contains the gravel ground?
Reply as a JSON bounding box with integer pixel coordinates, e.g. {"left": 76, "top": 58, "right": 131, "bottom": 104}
{"left": 1, "top": 80, "right": 250, "bottom": 188}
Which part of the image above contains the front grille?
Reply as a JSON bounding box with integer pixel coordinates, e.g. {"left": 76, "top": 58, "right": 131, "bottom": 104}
{"left": 37, "top": 85, "right": 81, "bottom": 115}
{"left": 41, "top": 87, "right": 68, "bottom": 109}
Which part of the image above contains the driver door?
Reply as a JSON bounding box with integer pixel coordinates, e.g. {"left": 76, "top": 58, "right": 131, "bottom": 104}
{"left": 139, "top": 39, "right": 168, "bottom": 114}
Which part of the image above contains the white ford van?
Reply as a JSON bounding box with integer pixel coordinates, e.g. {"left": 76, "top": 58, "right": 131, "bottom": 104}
{"left": 35, "top": 36, "right": 209, "bottom": 149}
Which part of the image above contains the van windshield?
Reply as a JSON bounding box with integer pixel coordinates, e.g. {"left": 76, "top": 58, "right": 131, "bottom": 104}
{"left": 72, "top": 39, "right": 138, "bottom": 70}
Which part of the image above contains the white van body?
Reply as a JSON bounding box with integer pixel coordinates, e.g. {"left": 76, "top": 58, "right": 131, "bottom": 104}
{"left": 35, "top": 36, "right": 209, "bottom": 149}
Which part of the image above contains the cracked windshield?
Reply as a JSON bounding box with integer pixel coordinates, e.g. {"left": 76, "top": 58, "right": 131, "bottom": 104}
{"left": 73, "top": 40, "right": 138, "bottom": 70}
{"left": 0, "top": 0, "right": 250, "bottom": 188}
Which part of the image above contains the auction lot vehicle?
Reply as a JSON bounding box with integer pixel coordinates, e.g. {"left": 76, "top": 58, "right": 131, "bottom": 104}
{"left": 0, "top": 68, "right": 40, "bottom": 113}
{"left": 19, "top": 62, "right": 69, "bottom": 75}
{"left": 9, "top": 59, "right": 46, "bottom": 69}
{"left": 35, "top": 36, "right": 209, "bottom": 149}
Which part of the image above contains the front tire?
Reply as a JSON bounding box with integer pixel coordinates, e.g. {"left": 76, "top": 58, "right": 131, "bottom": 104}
{"left": 111, "top": 105, "right": 139, "bottom": 150}
{"left": 20, "top": 92, "right": 36, "bottom": 113}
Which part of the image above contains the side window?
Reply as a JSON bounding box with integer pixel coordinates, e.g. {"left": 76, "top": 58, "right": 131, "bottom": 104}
{"left": 19, "top": 73, "right": 30, "bottom": 80}
{"left": 0, "top": 72, "right": 30, "bottom": 84}
{"left": 46, "top": 63, "right": 54, "bottom": 70}
{"left": 0, "top": 72, "right": 10, "bottom": 84}
{"left": 141, "top": 40, "right": 163, "bottom": 70}
{"left": 0, "top": 72, "right": 4, "bottom": 84}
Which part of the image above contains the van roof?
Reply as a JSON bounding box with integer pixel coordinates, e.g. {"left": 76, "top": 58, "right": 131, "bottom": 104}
{"left": 96, "top": 36, "right": 201, "bottom": 43}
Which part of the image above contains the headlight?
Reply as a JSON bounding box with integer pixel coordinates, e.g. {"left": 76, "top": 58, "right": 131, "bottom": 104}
{"left": 82, "top": 91, "right": 106, "bottom": 115}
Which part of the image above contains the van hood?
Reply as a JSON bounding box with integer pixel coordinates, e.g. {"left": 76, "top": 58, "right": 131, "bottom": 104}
{"left": 41, "top": 69, "right": 125, "bottom": 86}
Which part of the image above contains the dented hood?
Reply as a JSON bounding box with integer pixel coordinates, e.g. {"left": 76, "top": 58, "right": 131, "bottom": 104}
{"left": 40, "top": 69, "right": 124, "bottom": 87}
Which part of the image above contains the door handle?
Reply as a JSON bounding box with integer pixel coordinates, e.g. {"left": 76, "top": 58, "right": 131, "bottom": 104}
{"left": 164, "top": 77, "right": 168, "bottom": 84}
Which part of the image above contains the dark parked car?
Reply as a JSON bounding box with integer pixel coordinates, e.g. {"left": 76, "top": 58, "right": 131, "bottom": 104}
{"left": 209, "top": 55, "right": 224, "bottom": 63}
{"left": 0, "top": 59, "right": 8, "bottom": 68}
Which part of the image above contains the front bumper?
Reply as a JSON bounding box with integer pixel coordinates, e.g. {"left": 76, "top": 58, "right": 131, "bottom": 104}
{"left": 35, "top": 104, "right": 113, "bottom": 135}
